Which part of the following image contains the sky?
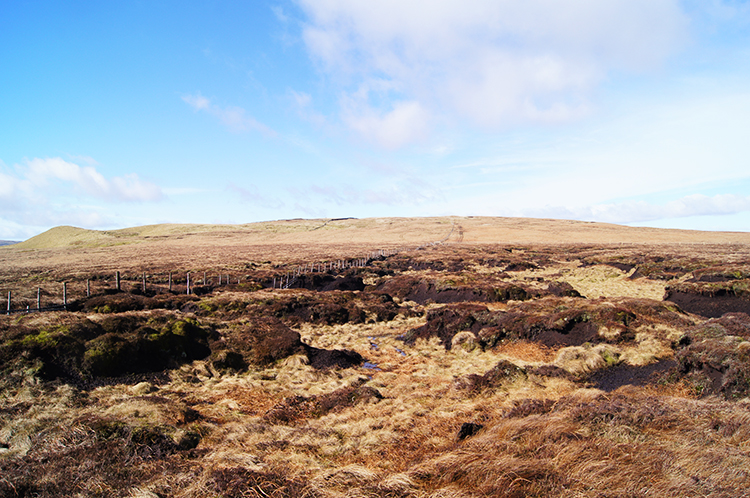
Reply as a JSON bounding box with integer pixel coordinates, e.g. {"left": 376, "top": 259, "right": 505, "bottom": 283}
{"left": 1, "top": 0, "right": 750, "bottom": 240}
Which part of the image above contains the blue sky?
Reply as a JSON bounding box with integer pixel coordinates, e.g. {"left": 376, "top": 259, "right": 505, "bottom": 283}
{"left": 1, "top": 0, "right": 750, "bottom": 240}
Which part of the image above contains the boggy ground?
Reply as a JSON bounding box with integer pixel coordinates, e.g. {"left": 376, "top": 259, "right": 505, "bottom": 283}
{"left": 2, "top": 219, "right": 750, "bottom": 497}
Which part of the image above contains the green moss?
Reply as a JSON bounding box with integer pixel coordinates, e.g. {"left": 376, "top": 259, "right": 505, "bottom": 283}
{"left": 167, "top": 318, "right": 201, "bottom": 337}
{"left": 198, "top": 302, "right": 216, "bottom": 312}
{"left": 21, "top": 329, "right": 58, "bottom": 348}
{"left": 732, "top": 281, "right": 750, "bottom": 297}
{"left": 238, "top": 282, "right": 263, "bottom": 292}
{"left": 600, "top": 349, "right": 621, "bottom": 366}
{"left": 614, "top": 310, "right": 634, "bottom": 325}
{"left": 92, "top": 419, "right": 129, "bottom": 440}
{"left": 83, "top": 334, "right": 129, "bottom": 376}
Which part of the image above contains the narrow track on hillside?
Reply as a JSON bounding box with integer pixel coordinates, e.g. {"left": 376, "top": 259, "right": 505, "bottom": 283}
{"left": 278, "top": 221, "right": 459, "bottom": 289}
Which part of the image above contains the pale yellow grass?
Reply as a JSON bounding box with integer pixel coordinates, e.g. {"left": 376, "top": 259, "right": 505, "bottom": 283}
{"left": 254, "top": 317, "right": 579, "bottom": 478}
{"left": 506, "top": 260, "right": 672, "bottom": 300}
{"left": 110, "top": 312, "right": 578, "bottom": 493}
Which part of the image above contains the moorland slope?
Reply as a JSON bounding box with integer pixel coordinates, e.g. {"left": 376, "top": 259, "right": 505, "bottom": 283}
{"left": 1, "top": 216, "right": 750, "bottom": 497}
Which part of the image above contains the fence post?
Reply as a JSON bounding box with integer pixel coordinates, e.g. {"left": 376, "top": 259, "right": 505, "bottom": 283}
{"left": 116, "top": 271, "right": 121, "bottom": 291}
{"left": 37, "top": 288, "right": 41, "bottom": 310}
{"left": 272, "top": 277, "right": 276, "bottom": 289}
{"left": 186, "top": 272, "right": 191, "bottom": 295}
{"left": 142, "top": 272, "right": 146, "bottom": 293}
{"left": 7, "top": 291, "right": 11, "bottom": 314}
{"left": 63, "top": 282, "right": 67, "bottom": 307}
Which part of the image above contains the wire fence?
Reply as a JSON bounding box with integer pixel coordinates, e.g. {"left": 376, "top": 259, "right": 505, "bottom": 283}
{"left": 3, "top": 222, "right": 460, "bottom": 314}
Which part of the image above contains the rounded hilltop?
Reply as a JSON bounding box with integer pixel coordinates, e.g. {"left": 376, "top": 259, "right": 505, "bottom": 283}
{"left": 10, "top": 216, "right": 750, "bottom": 251}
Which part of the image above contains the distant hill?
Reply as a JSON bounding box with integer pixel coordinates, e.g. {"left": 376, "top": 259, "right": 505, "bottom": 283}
{"left": 7, "top": 216, "right": 750, "bottom": 251}
{"left": 12, "top": 223, "right": 248, "bottom": 250}
{"left": 0, "top": 240, "right": 18, "bottom": 246}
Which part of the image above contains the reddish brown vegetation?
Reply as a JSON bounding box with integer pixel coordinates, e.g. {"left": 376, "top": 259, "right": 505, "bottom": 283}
{"left": 263, "top": 385, "right": 383, "bottom": 424}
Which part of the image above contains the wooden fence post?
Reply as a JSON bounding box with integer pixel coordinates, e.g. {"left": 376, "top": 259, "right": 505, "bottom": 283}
{"left": 169, "top": 272, "right": 173, "bottom": 292}
{"left": 272, "top": 277, "right": 276, "bottom": 289}
{"left": 7, "top": 291, "right": 11, "bottom": 314}
{"left": 142, "top": 272, "right": 146, "bottom": 293}
{"left": 116, "top": 271, "right": 121, "bottom": 291}
{"left": 63, "top": 282, "right": 67, "bottom": 307}
{"left": 186, "top": 272, "right": 191, "bottom": 295}
{"left": 37, "top": 288, "right": 41, "bottom": 310}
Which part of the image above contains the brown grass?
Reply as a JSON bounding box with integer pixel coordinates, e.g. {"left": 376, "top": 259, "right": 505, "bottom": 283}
{"left": 1, "top": 216, "right": 750, "bottom": 497}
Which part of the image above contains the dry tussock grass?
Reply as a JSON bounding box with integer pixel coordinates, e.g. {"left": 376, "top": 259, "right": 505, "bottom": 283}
{"left": 493, "top": 339, "right": 555, "bottom": 362}
{"left": 3, "top": 220, "right": 750, "bottom": 497}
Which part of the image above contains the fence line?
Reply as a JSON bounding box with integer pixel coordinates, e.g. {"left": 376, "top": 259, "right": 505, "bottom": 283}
{"left": 3, "top": 222, "right": 460, "bottom": 313}
{"left": 275, "top": 222, "right": 457, "bottom": 289}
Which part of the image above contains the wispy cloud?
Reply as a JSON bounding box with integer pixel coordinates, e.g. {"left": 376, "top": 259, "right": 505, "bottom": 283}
{"left": 228, "top": 184, "right": 284, "bottom": 209}
{"left": 24, "top": 157, "right": 163, "bottom": 202}
{"left": 291, "top": 181, "right": 439, "bottom": 208}
{"left": 161, "top": 187, "right": 207, "bottom": 196}
{"left": 182, "top": 92, "right": 276, "bottom": 137}
{"left": 0, "top": 157, "right": 164, "bottom": 234}
{"left": 289, "top": 89, "right": 327, "bottom": 127}
{"left": 523, "top": 194, "right": 750, "bottom": 225}
{"left": 0, "top": 157, "right": 163, "bottom": 203}
{"left": 296, "top": 0, "right": 689, "bottom": 147}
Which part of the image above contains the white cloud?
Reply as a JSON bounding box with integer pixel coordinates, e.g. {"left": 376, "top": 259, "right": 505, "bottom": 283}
{"left": 182, "top": 93, "right": 211, "bottom": 110}
{"left": 0, "top": 157, "right": 164, "bottom": 237}
{"left": 0, "top": 171, "right": 22, "bottom": 206}
{"left": 67, "top": 154, "right": 99, "bottom": 166}
{"left": 271, "top": 5, "right": 289, "bottom": 23}
{"left": 182, "top": 92, "right": 276, "bottom": 136}
{"left": 524, "top": 194, "right": 750, "bottom": 224}
{"left": 291, "top": 90, "right": 312, "bottom": 108}
{"left": 342, "top": 99, "right": 430, "bottom": 149}
{"left": 24, "top": 157, "right": 163, "bottom": 202}
{"left": 288, "top": 90, "right": 329, "bottom": 128}
{"left": 296, "top": 0, "right": 689, "bottom": 145}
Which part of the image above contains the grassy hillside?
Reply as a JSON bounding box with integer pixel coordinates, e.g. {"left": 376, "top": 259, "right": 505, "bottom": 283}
{"left": 14, "top": 223, "right": 242, "bottom": 249}
{"left": 12, "top": 216, "right": 750, "bottom": 251}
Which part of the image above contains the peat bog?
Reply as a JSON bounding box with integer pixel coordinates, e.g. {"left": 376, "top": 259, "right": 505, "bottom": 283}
{"left": 2, "top": 217, "right": 750, "bottom": 497}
